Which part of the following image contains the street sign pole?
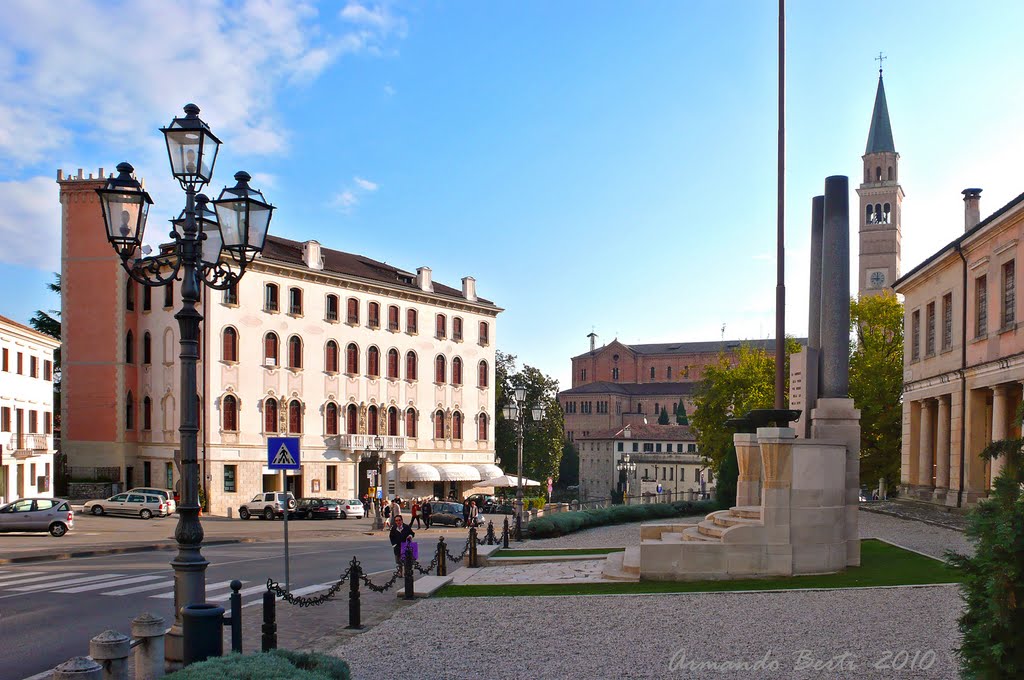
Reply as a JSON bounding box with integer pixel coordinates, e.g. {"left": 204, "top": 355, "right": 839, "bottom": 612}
{"left": 267, "top": 437, "right": 301, "bottom": 594}
{"left": 281, "top": 469, "right": 289, "bottom": 592}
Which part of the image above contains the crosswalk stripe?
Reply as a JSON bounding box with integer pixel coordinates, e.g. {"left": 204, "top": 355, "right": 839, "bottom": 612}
{"left": 103, "top": 580, "right": 174, "bottom": 596}
{"left": 56, "top": 575, "right": 167, "bottom": 594}
{"left": 289, "top": 583, "right": 331, "bottom": 597}
{"left": 0, "top": 571, "right": 44, "bottom": 583}
{"left": 208, "top": 584, "right": 263, "bottom": 602}
{"left": 11, "top": 573, "right": 124, "bottom": 592}
{"left": 0, "top": 573, "right": 83, "bottom": 587}
{"left": 151, "top": 580, "right": 236, "bottom": 599}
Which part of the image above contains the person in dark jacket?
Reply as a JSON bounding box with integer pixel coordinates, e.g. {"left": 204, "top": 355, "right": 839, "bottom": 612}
{"left": 422, "top": 499, "right": 433, "bottom": 529}
{"left": 389, "top": 514, "right": 415, "bottom": 574}
{"left": 462, "top": 498, "right": 470, "bottom": 526}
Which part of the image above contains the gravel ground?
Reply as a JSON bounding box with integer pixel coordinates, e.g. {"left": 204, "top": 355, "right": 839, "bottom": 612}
{"left": 333, "top": 586, "right": 962, "bottom": 679}
{"left": 519, "top": 514, "right": 707, "bottom": 549}
{"left": 862, "top": 501, "right": 969, "bottom": 531}
{"left": 858, "top": 510, "right": 973, "bottom": 559}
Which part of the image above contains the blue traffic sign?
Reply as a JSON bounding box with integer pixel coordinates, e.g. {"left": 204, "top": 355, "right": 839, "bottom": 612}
{"left": 268, "top": 437, "right": 301, "bottom": 470}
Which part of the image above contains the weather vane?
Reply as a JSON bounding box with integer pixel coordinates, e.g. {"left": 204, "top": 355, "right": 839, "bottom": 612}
{"left": 875, "top": 51, "right": 886, "bottom": 75}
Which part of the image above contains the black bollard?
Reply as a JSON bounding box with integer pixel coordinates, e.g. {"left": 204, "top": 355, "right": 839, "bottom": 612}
{"left": 261, "top": 590, "right": 277, "bottom": 652}
{"left": 487, "top": 520, "right": 495, "bottom": 545}
{"left": 437, "top": 536, "right": 447, "bottom": 576}
{"left": 228, "top": 580, "right": 242, "bottom": 653}
{"left": 403, "top": 542, "right": 415, "bottom": 600}
{"left": 347, "top": 557, "right": 363, "bottom": 629}
{"left": 469, "top": 527, "right": 478, "bottom": 568}
{"left": 502, "top": 517, "right": 510, "bottom": 548}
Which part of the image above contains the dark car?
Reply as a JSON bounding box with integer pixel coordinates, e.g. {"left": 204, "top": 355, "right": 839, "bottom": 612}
{"left": 464, "top": 494, "right": 498, "bottom": 513}
{"left": 295, "top": 498, "right": 343, "bottom": 520}
{"left": 428, "top": 501, "right": 485, "bottom": 527}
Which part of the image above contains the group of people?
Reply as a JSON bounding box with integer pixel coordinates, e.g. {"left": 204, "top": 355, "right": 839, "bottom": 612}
{"left": 365, "top": 494, "right": 483, "bottom": 570}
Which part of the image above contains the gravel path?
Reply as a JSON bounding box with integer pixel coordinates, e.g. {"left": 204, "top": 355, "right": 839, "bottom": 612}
{"left": 519, "top": 514, "right": 707, "bottom": 549}
{"left": 857, "top": 510, "right": 973, "bottom": 559}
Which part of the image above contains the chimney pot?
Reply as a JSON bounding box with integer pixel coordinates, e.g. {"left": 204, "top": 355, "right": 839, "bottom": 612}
{"left": 416, "top": 267, "right": 433, "bottom": 292}
{"left": 962, "top": 188, "right": 982, "bottom": 231}
{"left": 461, "top": 276, "right": 477, "bottom": 301}
{"left": 302, "top": 240, "right": 323, "bottom": 270}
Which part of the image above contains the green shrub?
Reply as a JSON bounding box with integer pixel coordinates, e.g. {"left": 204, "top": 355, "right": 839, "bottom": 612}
{"left": 716, "top": 445, "right": 739, "bottom": 510}
{"left": 165, "top": 650, "right": 350, "bottom": 680}
{"left": 526, "top": 500, "right": 716, "bottom": 539}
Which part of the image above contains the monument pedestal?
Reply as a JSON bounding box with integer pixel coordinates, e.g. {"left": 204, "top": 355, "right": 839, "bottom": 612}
{"left": 734, "top": 433, "right": 762, "bottom": 508}
{"left": 811, "top": 397, "right": 861, "bottom": 567}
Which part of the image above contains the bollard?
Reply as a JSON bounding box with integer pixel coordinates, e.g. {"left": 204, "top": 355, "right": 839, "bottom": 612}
{"left": 486, "top": 520, "right": 495, "bottom": 545}
{"left": 89, "top": 630, "right": 130, "bottom": 680}
{"left": 262, "top": 590, "right": 277, "bottom": 652}
{"left": 403, "top": 542, "right": 415, "bottom": 600}
{"left": 227, "top": 580, "right": 243, "bottom": 654}
{"left": 131, "top": 612, "right": 166, "bottom": 680}
{"left": 347, "top": 557, "right": 363, "bottom": 629}
{"left": 436, "top": 536, "right": 447, "bottom": 576}
{"left": 468, "top": 527, "right": 479, "bottom": 567}
{"left": 54, "top": 657, "right": 103, "bottom": 680}
{"left": 182, "top": 604, "right": 225, "bottom": 666}
{"left": 502, "top": 517, "right": 510, "bottom": 548}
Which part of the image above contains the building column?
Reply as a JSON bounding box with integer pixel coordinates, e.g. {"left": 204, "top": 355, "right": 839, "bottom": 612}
{"left": 990, "top": 384, "right": 1011, "bottom": 485}
{"left": 918, "top": 399, "right": 935, "bottom": 488}
{"left": 934, "top": 396, "right": 951, "bottom": 500}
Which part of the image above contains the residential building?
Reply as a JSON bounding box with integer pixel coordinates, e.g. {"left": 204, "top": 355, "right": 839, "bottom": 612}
{"left": 58, "top": 168, "right": 501, "bottom": 515}
{"left": 0, "top": 314, "right": 59, "bottom": 504}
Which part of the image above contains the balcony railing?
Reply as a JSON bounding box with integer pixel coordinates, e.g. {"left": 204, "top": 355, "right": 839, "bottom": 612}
{"left": 324, "top": 434, "right": 407, "bottom": 452}
{"left": 9, "top": 433, "right": 49, "bottom": 454}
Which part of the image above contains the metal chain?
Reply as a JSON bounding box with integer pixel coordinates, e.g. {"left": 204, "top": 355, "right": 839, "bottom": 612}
{"left": 412, "top": 554, "right": 439, "bottom": 575}
{"left": 266, "top": 567, "right": 352, "bottom": 607}
{"left": 360, "top": 565, "right": 402, "bottom": 593}
{"left": 445, "top": 540, "right": 471, "bottom": 563}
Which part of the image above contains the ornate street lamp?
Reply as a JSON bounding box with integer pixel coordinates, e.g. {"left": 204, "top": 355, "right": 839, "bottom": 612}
{"left": 362, "top": 435, "right": 385, "bottom": 530}
{"left": 617, "top": 454, "right": 637, "bottom": 504}
{"left": 502, "top": 387, "right": 545, "bottom": 541}
{"left": 96, "top": 104, "right": 273, "bottom": 668}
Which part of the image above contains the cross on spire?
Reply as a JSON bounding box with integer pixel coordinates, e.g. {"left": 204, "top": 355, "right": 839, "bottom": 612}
{"left": 875, "top": 51, "right": 887, "bottom": 75}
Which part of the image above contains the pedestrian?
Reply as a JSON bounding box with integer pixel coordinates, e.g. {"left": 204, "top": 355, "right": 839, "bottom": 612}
{"left": 462, "top": 498, "right": 470, "bottom": 527}
{"left": 468, "top": 499, "right": 479, "bottom": 527}
{"left": 410, "top": 498, "right": 422, "bottom": 529}
{"left": 388, "top": 514, "right": 415, "bottom": 575}
{"left": 390, "top": 496, "right": 402, "bottom": 523}
{"left": 382, "top": 499, "right": 392, "bottom": 529}
{"left": 422, "top": 497, "right": 432, "bottom": 529}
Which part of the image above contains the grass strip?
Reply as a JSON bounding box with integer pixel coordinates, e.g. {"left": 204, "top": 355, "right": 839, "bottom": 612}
{"left": 436, "top": 539, "right": 961, "bottom": 598}
{"left": 492, "top": 548, "right": 625, "bottom": 557}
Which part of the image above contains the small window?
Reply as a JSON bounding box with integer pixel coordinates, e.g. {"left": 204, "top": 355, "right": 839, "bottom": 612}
{"left": 126, "top": 280, "right": 135, "bottom": 311}
{"left": 346, "top": 343, "right": 359, "bottom": 374}
{"left": 125, "top": 331, "right": 134, "bottom": 364}
{"left": 125, "top": 391, "right": 135, "bottom": 430}
{"left": 452, "top": 412, "right": 463, "bottom": 440}
{"left": 452, "top": 357, "right": 463, "bottom": 385}
{"left": 478, "top": 360, "right": 488, "bottom": 388}
{"left": 224, "top": 285, "right": 238, "bottom": 305}
{"left": 406, "top": 352, "right": 418, "bottom": 380}
{"left": 436, "top": 314, "right": 447, "bottom": 339}
{"left": 326, "top": 403, "right": 339, "bottom": 436}
{"left": 435, "top": 355, "right": 446, "bottom": 383}
{"left": 223, "top": 394, "right": 238, "bottom": 431}
{"left": 650, "top": 366, "right": 655, "bottom": 380}
{"left": 289, "top": 287, "right": 303, "bottom": 315}
{"left": 288, "top": 400, "right": 302, "bottom": 434}
{"left": 434, "top": 410, "right": 445, "bottom": 439}
{"left": 224, "top": 465, "right": 237, "bottom": 493}
{"left": 326, "top": 294, "right": 339, "bottom": 322}
{"left": 911, "top": 310, "right": 921, "bottom": 361}
{"left": 387, "top": 348, "right": 400, "bottom": 379}
{"left": 925, "top": 302, "right": 936, "bottom": 356}
{"left": 326, "top": 465, "right": 338, "bottom": 491}
{"left": 453, "top": 317, "right": 463, "bottom": 341}
{"left": 388, "top": 305, "right": 400, "bottom": 331}
{"left": 30, "top": 356, "right": 38, "bottom": 378}
{"left": 265, "top": 283, "right": 279, "bottom": 312}
{"left": 164, "top": 282, "right": 174, "bottom": 309}
{"left": 222, "top": 327, "right": 238, "bottom": 362}
{"left": 325, "top": 340, "right": 340, "bottom": 373}
{"left": 367, "top": 346, "right": 380, "bottom": 377}
{"left": 143, "top": 333, "right": 152, "bottom": 365}
{"left": 407, "top": 308, "right": 418, "bottom": 334}
{"left": 478, "top": 413, "right": 488, "bottom": 441}
{"left": 264, "top": 332, "right": 279, "bottom": 366}
{"left": 368, "top": 302, "right": 380, "bottom": 329}
{"left": 288, "top": 335, "right": 303, "bottom": 369}
{"left": 347, "top": 298, "right": 359, "bottom": 324}
{"left": 143, "top": 287, "right": 152, "bottom": 311}
{"left": 975, "top": 276, "right": 988, "bottom": 337}
{"left": 406, "top": 408, "right": 417, "bottom": 437}
{"left": 44, "top": 411, "right": 53, "bottom": 434}
{"left": 1002, "top": 260, "right": 1016, "bottom": 328}
{"left": 478, "top": 321, "right": 489, "bottom": 346}
{"left": 942, "top": 293, "right": 953, "bottom": 351}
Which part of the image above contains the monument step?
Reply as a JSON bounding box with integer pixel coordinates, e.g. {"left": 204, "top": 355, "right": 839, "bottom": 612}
{"left": 730, "top": 506, "right": 762, "bottom": 519}
{"left": 658, "top": 532, "right": 686, "bottom": 543}
{"left": 682, "top": 526, "right": 719, "bottom": 542}
{"left": 622, "top": 546, "right": 641, "bottom": 574}
{"left": 697, "top": 520, "right": 726, "bottom": 539}
{"left": 601, "top": 552, "right": 640, "bottom": 582}
{"left": 711, "top": 511, "right": 762, "bottom": 528}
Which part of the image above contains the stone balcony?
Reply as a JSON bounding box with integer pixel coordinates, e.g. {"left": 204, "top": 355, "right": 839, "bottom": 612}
{"left": 8, "top": 433, "right": 51, "bottom": 458}
{"left": 324, "top": 434, "right": 407, "bottom": 452}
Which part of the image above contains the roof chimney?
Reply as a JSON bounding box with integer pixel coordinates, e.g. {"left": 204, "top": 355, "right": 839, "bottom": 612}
{"left": 461, "top": 276, "right": 477, "bottom": 301}
{"left": 963, "top": 188, "right": 982, "bottom": 231}
{"left": 416, "top": 267, "right": 433, "bottom": 292}
{"left": 587, "top": 331, "right": 597, "bottom": 352}
{"left": 302, "top": 240, "right": 323, "bottom": 270}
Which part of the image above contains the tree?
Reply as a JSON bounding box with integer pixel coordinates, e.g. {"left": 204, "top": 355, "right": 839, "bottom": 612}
{"left": 557, "top": 441, "right": 579, "bottom": 488}
{"left": 495, "top": 351, "right": 566, "bottom": 486}
{"left": 31, "top": 273, "right": 62, "bottom": 431}
{"left": 676, "top": 399, "right": 688, "bottom": 425}
{"left": 658, "top": 406, "right": 669, "bottom": 425}
{"left": 849, "top": 292, "right": 903, "bottom": 494}
{"left": 690, "top": 339, "right": 802, "bottom": 475}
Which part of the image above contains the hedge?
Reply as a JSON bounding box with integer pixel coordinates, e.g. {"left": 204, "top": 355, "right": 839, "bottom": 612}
{"left": 165, "top": 650, "right": 350, "bottom": 680}
{"left": 525, "top": 500, "right": 716, "bottom": 539}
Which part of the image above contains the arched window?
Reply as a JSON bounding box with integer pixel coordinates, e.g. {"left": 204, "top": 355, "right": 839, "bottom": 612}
{"left": 435, "top": 314, "right": 447, "bottom": 339}
{"left": 478, "top": 360, "right": 488, "bottom": 388}
{"left": 866, "top": 205, "right": 874, "bottom": 223}
{"left": 345, "top": 404, "right": 358, "bottom": 434}
{"left": 406, "top": 408, "right": 417, "bottom": 437}
{"left": 264, "top": 333, "right": 279, "bottom": 366}
{"left": 326, "top": 294, "right": 339, "bottom": 322}
{"left": 875, "top": 166, "right": 882, "bottom": 181}
{"left": 223, "top": 395, "right": 238, "bottom": 431}
{"left": 406, "top": 351, "right": 417, "bottom": 380}
{"left": 143, "top": 396, "right": 152, "bottom": 431}
{"left": 478, "top": 413, "right": 488, "bottom": 441}
{"left": 388, "top": 406, "right": 398, "bottom": 435}
{"left": 125, "top": 391, "right": 134, "bottom": 430}
{"left": 388, "top": 305, "right": 400, "bottom": 331}
{"left": 346, "top": 343, "right": 359, "bottom": 374}
{"left": 367, "top": 346, "right": 380, "bottom": 377}
{"left": 288, "top": 400, "right": 302, "bottom": 434}
{"left": 435, "top": 355, "right": 446, "bottom": 383}
{"left": 434, "top": 409, "right": 445, "bottom": 439}
{"left": 407, "top": 309, "right": 418, "bottom": 334}
{"left": 346, "top": 297, "right": 359, "bottom": 324}
{"left": 368, "top": 302, "right": 380, "bottom": 329}
{"left": 452, "top": 411, "right": 463, "bottom": 440}
{"left": 325, "top": 340, "right": 339, "bottom": 373}
{"left": 887, "top": 166, "right": 894, "bottom": 181}
{"left": 883, "top": 203, "right": 891, "bottom": 223}
{"left": 126, "top": 280, "right": 135, "bottom": 311}
{"left": 326, "top": 402, "right": 339, "bottom": 435}
{"left": 478, "top": 321, "right": 489, "bottom": 346}
{"left": 387, "top": 349, "right": 399, "bottom": 379}
{"left": 288, "top": 336, "right": 303, "bottom": 369}
{"left": 222, "top": 327, "right": 238, "bottom": 362}
{"left": 143, "top": 332, "right": 152, "bottom": 365}
{"left": 265, "top": 398, "right": 279, "bottom": 433}
{"left": 452, "top": 357, "right": 463, "bottom": 385}
{"left": 265, "top": 283, "right": 279, "bottom": 312}
{"left": 874, "top": 204, "right": 882, "bottom": 224}
{"left": 125, "top": 331, "right": 134, "bottom": 364}
{"left": 289, "top": 287, "right": 303, "bottom": 315}
{"left": 453, "top": 317, "right": 463, "bottom": 341}
{"left": 367, "top": 405, "right": 378, "bottom": 436}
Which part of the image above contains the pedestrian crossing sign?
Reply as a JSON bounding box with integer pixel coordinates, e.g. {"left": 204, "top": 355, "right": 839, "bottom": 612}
{"left": 267, "top": 437, "right": 301, "bottom": 470}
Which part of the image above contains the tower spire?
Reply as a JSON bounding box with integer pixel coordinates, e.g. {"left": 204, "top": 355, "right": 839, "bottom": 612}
{"left": 865, "top": 63, "right": 895, "bottom": 155}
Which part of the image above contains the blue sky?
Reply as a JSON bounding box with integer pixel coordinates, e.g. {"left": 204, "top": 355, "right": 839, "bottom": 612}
{"left": 2, "top": 1, "right": 1023, "bottom": 388}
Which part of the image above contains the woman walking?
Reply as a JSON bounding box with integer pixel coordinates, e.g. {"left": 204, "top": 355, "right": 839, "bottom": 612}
{"left": 410, "top": 499, "right": 422, "bottom": 529}
{"left": 388, "top": 514, "right": 415, "bottom": 576}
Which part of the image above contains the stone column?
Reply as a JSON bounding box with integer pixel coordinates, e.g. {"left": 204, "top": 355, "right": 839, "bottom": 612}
{"left": 918, "top": 400, "right": 935, "bottom": 488}
{"left": 733, "top": 433, "right": 761, "bottom": 508}
{"left": 934, "top": 396, "right": 951, "bottom": 500}
{"left": 758, "top": 427, "right": 795, "bottom": 545}
{"left": 820, "top": 176, "right": 850, "bottom": 399}
{"left": 990, "top": 384, "right": 1010, "bottom": 484}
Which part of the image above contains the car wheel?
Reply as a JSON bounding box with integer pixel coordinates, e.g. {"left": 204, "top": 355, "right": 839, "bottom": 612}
{"left": 140, "top": 509, "right": 153, "bottom": 520}
{"left": 239, "top": 508, "right": 250, "bottom": 520}
{"left": 49, "top": 522, "right": 68, "bottom": 537}
{"left": 454, "top": 519, "right": 464, "bottom": 527}
{"left": 92, "top": 506, "right": 104, "bottom": 516}
{"left": 263, "top": 508, "right": 275, "bottom": 520}
{"left": 340, "top": 511, "right": 348, "bottom": 519}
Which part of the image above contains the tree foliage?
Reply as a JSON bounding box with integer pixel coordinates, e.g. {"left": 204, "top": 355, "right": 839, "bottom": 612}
{"left": 657, "top": 406, "right": 669, "bottom": 425}
{"left": 849, "top": 292, "right": 903, "bottom": 493}
{"left": 557, "top": 441, "right": 579, "bottom": 487}
{"left": 676, "top": 399, "right": 688, "bottom": 425}
{"left": 30, "top": 274, "right": 62, "bottom": 341}
{"left": 495, "top": 351, "right": 566, "bottom": 484}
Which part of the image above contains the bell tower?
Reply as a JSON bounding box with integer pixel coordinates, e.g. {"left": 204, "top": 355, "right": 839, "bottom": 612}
{"left": 857, "top": 58, "right": 903, "bottom": 297}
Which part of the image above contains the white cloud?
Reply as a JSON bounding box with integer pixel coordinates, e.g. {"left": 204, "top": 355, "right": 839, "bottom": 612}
{"left": 330, "top": 175, "right": 380, "bottom": 213}
{"left": 332, "top": 190, "right": 359, "bottom": 211}
{"left": 383, "top": 84, "right": 396, "bottom": 96}
{"left": 353, "top": 176, "right": 379, "bottom": 191}
{"left": 0, "top": 176, "right": 62, "bottom": 269}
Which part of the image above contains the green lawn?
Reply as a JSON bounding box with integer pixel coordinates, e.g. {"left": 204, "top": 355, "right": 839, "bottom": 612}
{"left": 492, "top": 548, "right": 625, "bottom": 557}
{"left": 436, "top": 539, "right": 961, "bottom": 598}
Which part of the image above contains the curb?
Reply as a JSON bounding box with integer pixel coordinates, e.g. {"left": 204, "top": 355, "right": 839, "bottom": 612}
{"left": 0, "top": 537, "right": 261, "bottom": 565}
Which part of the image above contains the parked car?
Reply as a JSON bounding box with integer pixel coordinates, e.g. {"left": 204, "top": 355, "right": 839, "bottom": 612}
{"left": 295, "top": 498, "right": 343, "bottom": 520}
{"left": 428, "top": 501, "right": 485, "bottom": 528}
{"left": 127, "top": 488, "right": 176, "bottom": 513}
{"left": 0, "top": 498, "right": 75, "bottom": 537}
{"left": 84, "top": 493, "right": 169, "bottom": 519}
{"left": 238, "top": 492, "right": 296, "bottom": 520}
{"left": 464, "top": 494, "right": 498, "bottom": 513}
{"left": 340, "top": 499, "right": 365, "bottom": 519}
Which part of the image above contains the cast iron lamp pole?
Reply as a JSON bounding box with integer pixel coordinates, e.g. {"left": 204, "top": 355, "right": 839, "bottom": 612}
{"left": 502, "top": 387, "right": 545, "bottom": 542}
{"left": 96, "top": 104, "right": 274, "bottom": 668}
{"left": 363, "top": 435, "right": 385, "bottom": 530}
{"left": 617, "top": 454, "right": 636, "bottom": 504}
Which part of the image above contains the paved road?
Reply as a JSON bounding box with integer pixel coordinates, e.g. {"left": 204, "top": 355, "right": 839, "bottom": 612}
{"left": 2, "top": 523, "right": 468, "bottom": 679}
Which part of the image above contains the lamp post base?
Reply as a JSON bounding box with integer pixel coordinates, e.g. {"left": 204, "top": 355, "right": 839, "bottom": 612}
{"left": 164, "top": 534, "right": 209, "bottom": 671}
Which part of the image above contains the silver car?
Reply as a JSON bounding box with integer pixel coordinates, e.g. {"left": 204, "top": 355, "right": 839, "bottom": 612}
{"left": 84, "top": 493, "right": 169, "bottom": 519}
{"left": 0, "top": 498, "right": 75, "bottom": 537}
{"left": 127, "top": 487, "right": 176, "bottom": 513}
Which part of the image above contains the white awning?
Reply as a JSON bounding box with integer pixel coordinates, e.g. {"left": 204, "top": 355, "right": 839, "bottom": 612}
{"left": 473, "top": 464, "right": 504, "bottom": 480}
{"left": 435, "top": 464, "right": 482, "bottom": 481}
{"left": 394, "top": 464, "right": 442, "bottom": 482}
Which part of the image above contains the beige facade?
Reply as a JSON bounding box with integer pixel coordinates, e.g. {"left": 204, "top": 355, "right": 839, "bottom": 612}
{"left": 894, "top": 188, "right": 1024, "bottom": 505}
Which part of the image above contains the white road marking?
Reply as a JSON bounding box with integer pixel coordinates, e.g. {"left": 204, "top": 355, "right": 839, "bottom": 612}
{"left": 151, "top": 580, "right": 236, "bottom": 599}
{"left": 11, "top": 573, "right": 124, "bottom": 592}
{"left": 208, "top": 584, "right": 264, "bottom": 602}
{"left": 56, "top": 575, "right": 166, "bottom": 594}
{"left": 102, "top": 580, "right": 174, "bottom": 596}
{"left": 0, "top": 571, "right": 44, "bottom": 583}
{"left": 0, "top": 573, "right": 83, "bottom": 587}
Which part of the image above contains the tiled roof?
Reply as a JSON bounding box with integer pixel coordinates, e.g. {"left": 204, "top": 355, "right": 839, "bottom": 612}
{"left": 577, "top": 424, "right": 696, "bottom": 441}
{"left": 572, "top": 337, "right": 801, "bottom": 360}
{"left": 259, "top": 235, "right": 495, "bottom": 307}
{"left": 559, "top": 381, "right": 698, "bottom": 397}
{"left": 0, "top": 314, "right": 59, "bottom": 344}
